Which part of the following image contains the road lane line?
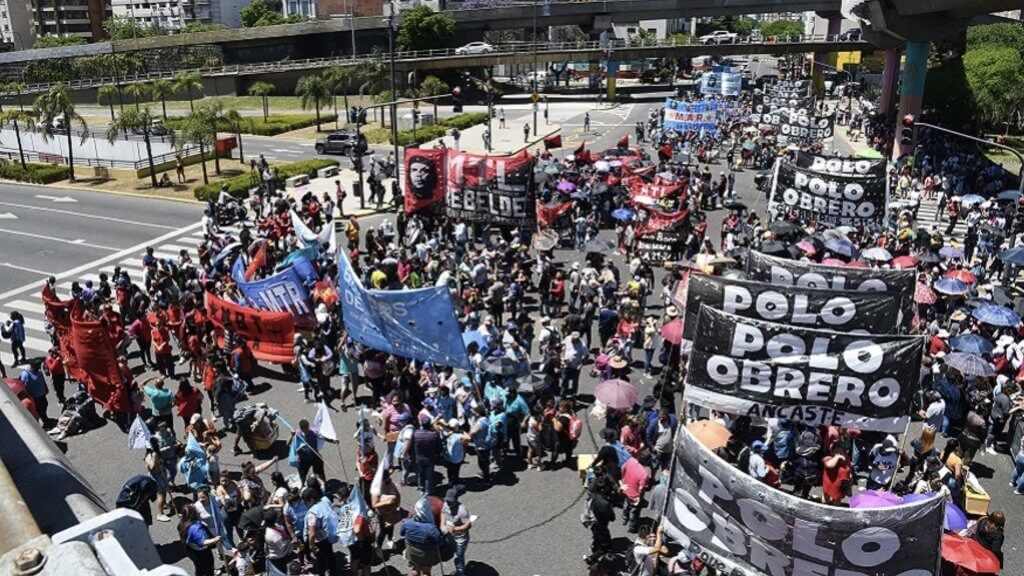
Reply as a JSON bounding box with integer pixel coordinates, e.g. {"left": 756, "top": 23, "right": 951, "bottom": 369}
{"left": 0, "top": 201, "right": 179, "bottom": 230}
{"left": 5, "top": 300, "right": 45, "bottom": 315}
{"left": 0, "top": 221, "right": 203, "bottom": 302}
{"left": 0, "top": 228, "right": 120, "bottom": 251}
{"left": 0, "top": 262, "right": 55, "bottom": 276}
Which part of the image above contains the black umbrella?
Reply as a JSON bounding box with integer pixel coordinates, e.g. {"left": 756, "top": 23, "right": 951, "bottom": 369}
{"left": 722, "top": 198, "right": 748, "bottom": 211}
{"left": 769, "top": 221, "right": 800, "bottom": 237}
{"left": 916, "top": 251, "right": 941, "bottom": 264}
{"left": 481, "top": 356, "right": 528, "bottom": 377}
{"left": 760, "top": 241, "right": 789, "bottom": 256}
{"left": 593, "top": 182, "right": 610, "bottom": 195}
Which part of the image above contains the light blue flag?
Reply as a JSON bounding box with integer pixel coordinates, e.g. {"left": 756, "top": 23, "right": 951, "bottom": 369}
{"left": 336, "top": 482, "right": 369, "bottom": 547}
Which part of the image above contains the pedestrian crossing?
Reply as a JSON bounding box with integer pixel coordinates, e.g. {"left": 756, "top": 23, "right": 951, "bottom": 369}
{"left": 0, "top": 221, "right": 230, "bottom": 371}
{"left": 915, "top": 194, "right": 968, "bottom": 243}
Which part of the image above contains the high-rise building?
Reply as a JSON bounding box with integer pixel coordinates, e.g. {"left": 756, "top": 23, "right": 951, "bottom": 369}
{"left": 0, "top": 0, "right": 35, "bottom": 48}
{"left": 31, "top": 0, "right": 111, "bottom": 41}
{"left": 110, "top": 0, "right": 205, "bottom": 33}
{"left": 282, "top": 0, "right": 315, "bottom": 19}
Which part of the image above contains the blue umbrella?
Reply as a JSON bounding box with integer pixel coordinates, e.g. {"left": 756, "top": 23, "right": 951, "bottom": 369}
{"left": 960, "top": 194, "right": 985, "bottom": 207}
{"left": 944, "top": 352, "right": 996, "bottom": 377}
{"left": 824, "top": 237, "right": 858, "bottom": 258}
{"left": 972, "top": 304, "right": 1022, "bottom": 327}
{"left": 997, "top": 190, "right": 1021, "bottom": 202}
{"left": 570, "top": 190, "right": 590, "bottom": 200}
{"left": 901, "top": 493, "right": 968, "bottom": 531}
{"left": 933, "top": 278, "right": 970, "bottom": 296}
{"left": 949, "top": 334, "right": 993, "bottom": 355}
{"left": 462, "top": 330, "right": 489, "bottom": 354}
{"left": 611, "top": 208, "right": 635, "bottom": 221}
{"left": 939, "top": 246, "right": 964, "bottom": 260}
{"left": 1000, "top": 247, "right": 1024, "bottom": 265}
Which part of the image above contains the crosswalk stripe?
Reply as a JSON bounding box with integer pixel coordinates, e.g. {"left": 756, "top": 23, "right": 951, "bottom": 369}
{"left": 179, "top": 236, "right": 203, "bottom": 245}
{"left": 6, "top": 300, "right": 46, "bottom": 315}
{"left": 23, "top": 335, "right": 54, "bottom": 355}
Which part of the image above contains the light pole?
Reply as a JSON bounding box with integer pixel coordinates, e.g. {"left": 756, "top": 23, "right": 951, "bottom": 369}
{"left": 531, "top": 0, "right": 538, "bottom": 136}
{"left": 387, "top": 4, "right": 400, "bottom": 198}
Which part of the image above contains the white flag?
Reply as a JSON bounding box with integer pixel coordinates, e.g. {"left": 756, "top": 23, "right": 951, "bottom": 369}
{"left": 128, "top": 414, "right": 152, "bottom": 450}
{"left": 312, "top": 402, "right": 337, "bottom": 446}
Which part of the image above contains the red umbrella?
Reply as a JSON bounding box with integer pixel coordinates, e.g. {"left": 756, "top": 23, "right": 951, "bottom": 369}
{"left": 660, "top": 318, "right": 683, "bottom": 345}
{"left": 846, "top": 260, "right": 870, "bottom": 268}
{"left": 915, "top": 283, "right": 937, "bottom": 304}
{"left": 945, "top": 269, "right": 977, "bottom": 285}
{"left": 821, "top": 258, "right": 846, "bottom": 267}
{"left": 595, "top": 379, "right": 639, "bottom": 409}
{"left": 941, "top": 533, "right": 1001, "bottom": 574}
{"left": 892, "top": 255, "right": 920, "bottom": 269}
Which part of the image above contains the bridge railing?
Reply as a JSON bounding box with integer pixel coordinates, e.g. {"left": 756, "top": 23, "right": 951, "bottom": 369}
{"left": 21, "top": 34, "right": 859, "bottom": 93}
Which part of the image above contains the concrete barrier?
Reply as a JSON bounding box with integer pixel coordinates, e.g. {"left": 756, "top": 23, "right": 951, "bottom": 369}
{"left": 317, "top": 165, "right": 339, "bottom": 179}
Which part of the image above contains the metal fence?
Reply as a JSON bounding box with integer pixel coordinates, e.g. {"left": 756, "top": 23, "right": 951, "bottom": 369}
{"left": 0, "top": 144, "right": 201, "bottom": 170}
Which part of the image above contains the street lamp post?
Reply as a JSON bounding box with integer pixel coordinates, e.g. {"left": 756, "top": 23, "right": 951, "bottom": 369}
{"left": 531, "top": 0, "right": 538, "bottom": 136}
{"left": 387, "top": 4, "right": 400, "bottom": 200}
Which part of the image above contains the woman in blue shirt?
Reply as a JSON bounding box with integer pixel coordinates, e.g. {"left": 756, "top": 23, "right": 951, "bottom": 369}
{"left": 178, "top": 504, "right": 221, "bottom": 576}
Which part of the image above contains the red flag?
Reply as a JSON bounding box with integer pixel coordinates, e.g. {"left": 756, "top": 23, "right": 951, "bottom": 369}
{"left": 536, "top": 200, "right": 573, "bottom": 228}
{"left": 543, "top": 134, "right": 562, "bottom": 149}
{"left": 312, "top": 279, "right": 339, "bottom": 307}
{"left": 574, "top": 141, "right": 591, "bottom": 164}
{"left": 42, "top": 289, "right": 85, "bottom": 384}
{"left": 634, "top": 205, "right": 690, "bottom": 236}
{"left": 206, "top": 292, "right": 295, "bottom": 364}
{"left": 245, "top": 241, "right": 267, "bottom": 281}
{"left": 658, "top": 144, "right": 674, "bottom": 162}
{"left": 617, "top": 134, "right": 629, "bottom": 149}
{"left": 70, "top": 309, "right": 123, "bottom": 411}
{"left": 404, "top": 147, "right": 448, "bottom": 214}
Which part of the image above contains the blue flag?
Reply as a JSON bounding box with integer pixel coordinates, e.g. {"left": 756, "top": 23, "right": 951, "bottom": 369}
{"left": 233, "top": 256, "right": 315, "bottom": 325}
{"left": 208, "top": 490, "right": 234, "bottom": 552}
{"left": 337, "top": 251, "right": 470, "bottom": 369}
{"left": 336, "top": 482, "right": 369, "bottom": 546}
{"left": 178, "top": 433, "right": 209, "bottom": 491}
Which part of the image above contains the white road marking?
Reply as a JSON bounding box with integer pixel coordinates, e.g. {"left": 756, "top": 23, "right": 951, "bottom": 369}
{"left": 0, "top": 228, "right": 119, "bottom": 251}
{"left": 0, "top": 262, "right": 53, "bottom": 276}
{"left": 34, "top": 194, "right": 78, "bottom": 203}
{"left": 5, "top": 300, "right": 46, "bottom": 315}
{"left": 0, "top": 212, "right": 17, "bottom": 219}
{"left": 0, "top": 200, "right": 179, "bottom": 230}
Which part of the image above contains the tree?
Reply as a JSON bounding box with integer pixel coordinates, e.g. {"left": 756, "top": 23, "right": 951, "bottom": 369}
{"left": 247, "top": 81, "right": 275, "bottom": 121}
{"left": 124, "top": 82, "right": 149, "bottom": 110}
{"left": 964, "top": 46, "right": 1024, "bottom": 128}
{"left": 97, "top": 84, "right": 119, "bottom": 121}
{"left": 0, "top": 110, "right": 36, "bottom": 169}
{"left": 178, "top": 103, "right": 219, "bottom": 184}
{"left": 33, "top": 83, "right": 88, "bottom": 182}
{"left": 967, "top": 23, "right": 1024, "bottom": 54}
{"left": 324, "top": 67, "right": 355, "bottom": 129}
{"left": 418, "top": 75, "right": 449, "bottom": 97}
{"left": 150, "top": 78, "right": 174, "bottom": 119}
{"left": 174, "top": 71, "right": 204, "bottom": 111}
{"left": 102, "top": 17, "right": 159, "bottom": 40}
{"left": 357, "top": 54, "right": 387, "bottom": 123}
{"left": 295, "top": 73, "right": 330, "bottom": 132}
{"left": 179, "top": 22, "right": 228, "bottom": 34}
{"left": 8, "top": 82, "right": 27, "bottom": 111}
{"left": 760, "top": 19, "right": 804, "bottom": 39}
{"left": 107, "top": 107, "right": 164, "bottom": 188}
{"left": 732, "top": 16, "right": 757, "bottom": 36}
{"left": 33, "top": 35, "right": 86, "bottom": 48}
{"left": 396, "top": 5, "right": 455, "bottom": 52}
{"left": 240, "top": 0, "right": 304, "bottom": 27}
{"left": 220, "top": 107, "right": 245, "bottom": 164}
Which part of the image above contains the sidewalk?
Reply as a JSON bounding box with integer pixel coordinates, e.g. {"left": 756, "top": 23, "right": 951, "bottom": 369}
{"left": 284, "top": 166, "right": 396, "bottom": 218}
{"left": 835, "top": 125, "right": 883, "bottom": 159}
{"left": 427, "top": 109, "right": 560, "bottom": 155}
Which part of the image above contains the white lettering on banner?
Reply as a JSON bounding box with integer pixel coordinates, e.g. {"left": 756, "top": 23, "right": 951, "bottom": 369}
{"left": 255, "top": 283, "right": 310, "bottom": 317}
{"left": 722, "top": 286, "right": 857, "bottom": 326}
{"left": 808, "top": 156, "right": 877, "bottom": 176}
{"left": 768, "top": 265, "right": 889, "bottom": 293}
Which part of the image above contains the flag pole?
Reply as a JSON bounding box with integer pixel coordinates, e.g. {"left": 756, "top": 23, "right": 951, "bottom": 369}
{"left": 277, "top": 414, "right": 335, "bottom": 472}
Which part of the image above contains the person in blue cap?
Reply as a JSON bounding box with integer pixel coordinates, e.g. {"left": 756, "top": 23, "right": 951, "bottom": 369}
{"left": 748, "top": 440, "right": 768, "bottom": 482}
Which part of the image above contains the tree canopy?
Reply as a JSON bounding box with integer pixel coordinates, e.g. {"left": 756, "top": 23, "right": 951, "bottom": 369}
{"left": 241, "top": 0, "right": 306, "bottom": 27}
{"left": 33, "top": 35, "right": 86, "bottom": 48}
{"left": 103, "top": 17, "right": 159, "bottom": 40}
{"left": 967, "top": 23, "right": 1024, "bottom": 53}
{"left": 396, "top": 6, "right": 456, "bottom": 52}
{"left": 760, "top": 19, "right": 804, "bottom": 38}
{"left": 964, "top": 45, "right": 1024, "bottom": 126}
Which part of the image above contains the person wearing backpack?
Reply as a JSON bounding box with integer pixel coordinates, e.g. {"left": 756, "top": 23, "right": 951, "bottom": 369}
{"left": 304, "top": 486, "right": 340, "bottom": 576}
{"left": 468, "top": 404, "right": 494, "bottom": 482}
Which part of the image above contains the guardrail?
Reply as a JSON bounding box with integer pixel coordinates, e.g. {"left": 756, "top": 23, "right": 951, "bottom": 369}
{"left": 20, "top": 34, "right": 865, "bottom": 94}
{"left": 0, "top": 144, "right": 201, "bottom": 170}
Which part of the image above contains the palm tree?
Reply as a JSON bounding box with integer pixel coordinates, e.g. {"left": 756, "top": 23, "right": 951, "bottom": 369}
{"left": 324, "top": 66, "right": 354, "bottom": 129}
{"left": 178, "top": 107, "right": 214, "bottom": 185}
{"left": 0, "top": 110, "right": 36, "bottom": 169}
{"left": 149, "top": 78, "right": 174, "bottom": 120}
{"left": 33, "top": 83, "right": 88, "bottom": 182}
{"left": 295, "top": 73, "right": 330, "bottom": 132}
{"left": 357, "top": 56, "right": 387, "bottom": 124}
{"left": 247, "top": 81, "right": 274, "bottom": 121}
{"left": 107, "top": 107, "right": 165, "bottom": 188}
{"left": 174, "top": 71, "right": 204, "bottom": 111}
{"left": 220, "top": 106, "right": 245, "bottom": 164}
{"left": 124, "top": 83, "right": 148, "bottom": 110}
{"left": 8, "top": 82, "right": 26, "bottom": 111}
{"left": 97, "top": 84, "right": 119, "bottom": 121}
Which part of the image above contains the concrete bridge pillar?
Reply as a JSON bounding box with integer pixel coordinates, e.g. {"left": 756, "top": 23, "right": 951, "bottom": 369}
{"left": 896, "top": 41, "right": 929, "bottom": 157}
{"left": 812, "top": 16, "right": 842, "bottom": 93}
{"left": 879, "top": 47, "right": 903, "bottom": 115}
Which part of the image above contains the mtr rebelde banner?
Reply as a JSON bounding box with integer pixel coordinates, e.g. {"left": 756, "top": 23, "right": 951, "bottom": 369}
{"left": 632, "top": 205, "right": 690, "bottom": 264}
{"left": 664, "top": 426, "right": 944, "bottom": 576}
{"left": 446, "top": 150, "right": 535, "bottom": 228}
{"left": 685, "top": 307, "right": 924, "bottom": 432}
{"left": 678, "top": 274, "right": 902, "bottom": 340}
{"left": 403, "top": 147, "right": 448, "bottom": 214}
{"left": 774, "top": 159, "right": 886, "bottom": 228}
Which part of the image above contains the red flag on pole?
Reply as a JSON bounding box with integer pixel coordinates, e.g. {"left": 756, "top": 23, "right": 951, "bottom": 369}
{"left": 543, "top": 134, "right": 562, "bottom": 149}
{"left": 617, "top": 134, "right": 629, "bottom": 149}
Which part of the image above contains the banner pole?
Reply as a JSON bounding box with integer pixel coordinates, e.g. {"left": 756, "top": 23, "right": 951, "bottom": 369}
{"left": 766, "top": 156, "right": 781, "bottom": 223}
{"left": 889, "top": 417, "right": 913, "bottom": 492}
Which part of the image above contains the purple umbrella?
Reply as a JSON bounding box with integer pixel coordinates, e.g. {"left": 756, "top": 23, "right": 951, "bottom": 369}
{"left": 850, "top": 489, "right": 903, "bottom": 509}
{"left": 556, "top": 180, "right": 576, "bottom": 192}
{"left": 902, "top": 493, "right": 968, "bottom": 531}
{"left": 939, "top": 246, "right": 964, "bottom": 260}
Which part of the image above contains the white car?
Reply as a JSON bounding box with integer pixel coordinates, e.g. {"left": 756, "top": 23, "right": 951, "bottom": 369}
{"left": 455, "top": 41, "right": 495, "bottom": 55}
{"left": 699, "top": 30, "right": 738, "bottom": 45}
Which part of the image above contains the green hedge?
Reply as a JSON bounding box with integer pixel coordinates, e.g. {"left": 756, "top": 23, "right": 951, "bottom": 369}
{"left": 388, "top": 112, "right": 489, "bottom": 146}
{"left": 0, "top": 162, "right": 69, "bottom": 184}
{"left": 167, "top": 113, "right": 339, "bottom": 136}
{"left": 193, "top": 158, "right": 339, "bottom": 201}
{"left": 439, "top": 112, "right": 488, "bottom": 130}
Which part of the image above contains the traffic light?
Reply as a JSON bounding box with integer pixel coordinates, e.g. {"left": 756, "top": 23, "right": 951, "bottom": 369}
{"left": 900, "top": 114, "right": 915, "bottom": 147}
{"left": 452, "top": 86, "right": 463, "bottom": 113}
{"left": 357, "top": 107, "right": 367, "bottom": 125}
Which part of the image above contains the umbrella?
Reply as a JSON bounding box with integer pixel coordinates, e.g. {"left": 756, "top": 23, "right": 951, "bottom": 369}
{"left": 795, "top": 240, "right": 817, "bottom": 255}
{"left": 941, "top": 533, "right": 1001, "bottom": 574}
{"left": 900, "top": 493, "right": 968, "bottom": 532}
{"left": 999, "top": 246, "right": 1024, "bottom": 265}
{"left": 915, "top": 283, "right": 937, "bottom": 304}
{"left": 769, "top": 221, "right": 801, "bottom": 236}
{"left": 214, "top": 242, "right": 242, "bottom": 268}
{"left": 960, "top": 194, "right": 985, "bottom": 207}
{"left": 849, "top": 489, "right": 902, "bottom": 509}
{"left": 972, "top": 304, "right": 1021, "bottom": 327}
{"left": 862, "top": 247, "right": 893, "bottom": 261}
{"left": 916, "top": 251, "right": 941, "bottom": 264}
{"left": 939, "top": 246, "right": 965, "bottom": 260}
{"left": 760, "top": 241, "right": 789, "bottom": 256}
{"left": 934, "top": 278, "right": 970, "bottom": 296}
{"left": 742, "top": 141, "right": 756, "bottom": 151}
{"left": 944, "top": 269, "right": 977, "bottom": 285}
{"left": 594, "top": 379, "right": 639, "bottom": 410}
{"left": 696, "top": 254, "right": 737, "bottom": 268}
{"left": 825, "top": 237, "right": 858, "bottom": 258}
{"left": 892, "top": 255, "right": 920, "bottom": 269}
{"left": 660, "top": 318, "right": 683, "bottom": 345}
{"left": 570, "top": 190, "right": 590, "bottom": 200}
{"left": 686, "top": 420, "right": 731, "bottom": 450}
{"left": 979, "top": 224, "right": 1006, "bottom": 238}
{"left": 722, "top": 198, "right": 747, "bottom": 211}
{"left": 462, "top": 330, "right": 489, "bottom": 353}
{"left": 944, "top": 352, "right": 996, "bottom": 377}
{"left": 846, "top": 260, "right": 870, "bottom": 268}
{"left": 480, "top": 356, "right": 528, "bottom": 377}
{"left": 583, "top": 238, "right": 616, "bottom": 254}
{"left": 997, "top": 189, "right": 1021, "bottom": 202}
{"left": 531, "top": 230, "right": 559, "bottom": 251}
{"left": 950, "top": 333, "right": 993, "bottom": 355}
{"left": 821, "top": 258, "right": 847, "bottom": 267}
{"left": 592, "top": 182, "right": 611, "bottom": 196}
{"left": 543, "top": 164, "right": 561, "bottom": 175}
{"left": 556, "top": 180, "right": 576, "bottom": 192}
{"left": 722, "top": 269, "right": 747, "bottom": 280}
{"left": 594, "top": 160, "right": 611, "bottom": 172}
{"left": 610, "top": 208, "right": 635, "bottom": 221}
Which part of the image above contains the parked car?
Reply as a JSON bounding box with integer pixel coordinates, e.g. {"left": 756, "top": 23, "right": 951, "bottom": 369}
{"left": 131, "top": 119, "right": 168, "bottom": 136}
{"left": 314, "top": 130, "right": 367, "bottom": 156}
{"left": 699, "top": 30, "right": 738, "bottom": 45}
{"left": 455, "top": 41, "right": 495, "bottom": 55}
{"left": 839, "top": 28, "right": 862, "bottom": 41}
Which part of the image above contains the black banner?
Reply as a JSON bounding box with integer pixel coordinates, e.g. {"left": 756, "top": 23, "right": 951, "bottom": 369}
{"left": 685, "top": 306, "right": 923, "bottom": 431}
{"left": 774, "top": 160, "right": 885, "bottom": 228}
{"left": 795, "top": 151, "right": 886, "bottom": 178}
{"left": 753, "top": 93, "right": 813, "bottom": 110}
{"left": 678, "top": 274, "right": 902, "bottom": 340}
{"left": 636, "top": 227, "right": 687, "bottom": 265}
{"left": 445, "top": 151, "right": 536, "bottom": 227}
{"left": 664, "top": 426, "right": 945, "bottom": 576}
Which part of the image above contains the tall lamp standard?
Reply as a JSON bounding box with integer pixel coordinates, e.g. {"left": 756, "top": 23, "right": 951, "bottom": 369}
{"left": 386, "top": 3, "right": 400, "bottom": 201}
{"left": 531, "top": 0, "right": 538, "bottom": 136}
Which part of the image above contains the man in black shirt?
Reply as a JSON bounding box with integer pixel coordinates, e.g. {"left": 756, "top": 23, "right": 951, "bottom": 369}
{"left": 585, "top": 475, "right": 616, "bottom": 564}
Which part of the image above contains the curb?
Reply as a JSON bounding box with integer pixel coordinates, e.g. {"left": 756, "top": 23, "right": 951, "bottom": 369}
{"left": 0, "top": 178, "right": 205, "bottom": 205}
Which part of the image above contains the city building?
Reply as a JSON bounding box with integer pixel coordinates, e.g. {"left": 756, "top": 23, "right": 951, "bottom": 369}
{"left": 612, "top": 18, "right": 685, "bottom": 40}
{"left": 282, "top": 0, "right": 315, "bottom": 20}
{"left": 0, "top": 0, "right": 34, "bottom": 48}
{"left": 317, "top": 0, "right": 381, "bottom": 19}
{"left": 110, "top": 0, "right": 205, "bottom": 33}
{"left": 31, "top": 0, "right": 111, "bottom": 41}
